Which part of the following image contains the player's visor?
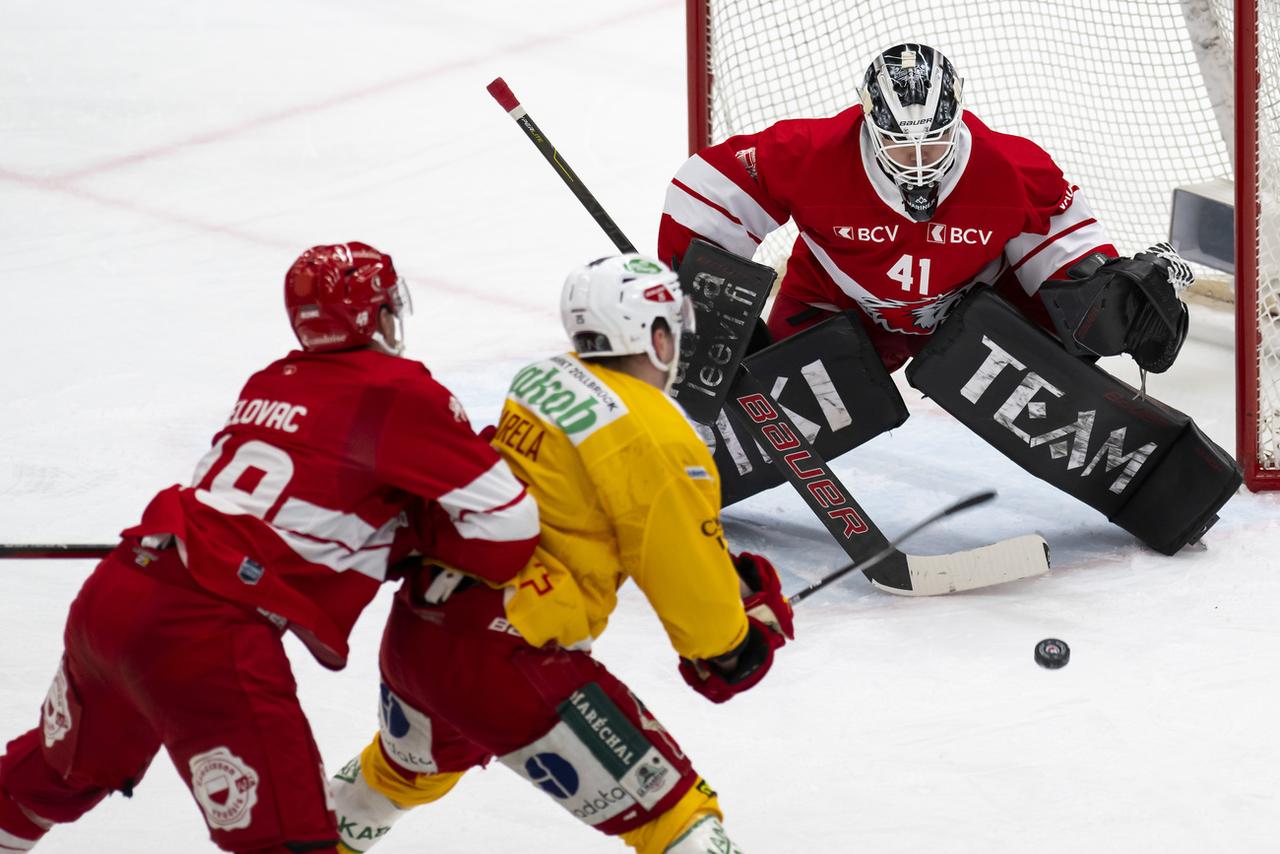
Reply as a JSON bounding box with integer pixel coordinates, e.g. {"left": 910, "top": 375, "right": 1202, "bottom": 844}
{"left": 388, "top": 277, "right": 413, "bottom": 317}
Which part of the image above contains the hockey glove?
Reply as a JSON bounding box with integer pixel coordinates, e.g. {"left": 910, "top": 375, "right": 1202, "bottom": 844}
{"left": 733, "top": 552, "right": 795, "bottom": 644}
{"left": 1039, "top": 244, "right": 1190, "bottom": 373}
{"left": 677, "top": 552, "right": 794, "bottom": 704}
{"left": 679, "top": 619, "right": 780, "bottom": 704}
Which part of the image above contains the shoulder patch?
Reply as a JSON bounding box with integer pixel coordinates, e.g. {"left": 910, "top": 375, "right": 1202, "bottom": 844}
{"left": 507, "top": 355, "right": 628, "bottom": 445}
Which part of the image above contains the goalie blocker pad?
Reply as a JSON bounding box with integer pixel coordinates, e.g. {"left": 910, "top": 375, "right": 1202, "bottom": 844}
{"left": 906, "top": 289, "right": 1241, "bottom": 554}
{"left": 703, "top": 312, "right": 908, "bottom": 506}
{"left": 670, "top": 239, "right": 776, "bottom": 424}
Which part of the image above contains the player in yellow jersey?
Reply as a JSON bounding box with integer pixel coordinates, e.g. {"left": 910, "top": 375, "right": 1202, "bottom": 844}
{"left": 329, "top": 254, "right": 794, "bottom": 853}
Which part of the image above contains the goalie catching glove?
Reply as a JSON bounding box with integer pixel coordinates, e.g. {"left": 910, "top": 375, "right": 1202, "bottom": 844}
{"left": 679, "top": 552, "right": 794, "bottom": 704}
{"left": 1039, "top": 243, "right": 1192, "bottom": 373}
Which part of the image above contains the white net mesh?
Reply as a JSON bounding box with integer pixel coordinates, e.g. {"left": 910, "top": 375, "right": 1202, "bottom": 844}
{"left": 695, "top": 0, "right": 1279, "bottom": 482}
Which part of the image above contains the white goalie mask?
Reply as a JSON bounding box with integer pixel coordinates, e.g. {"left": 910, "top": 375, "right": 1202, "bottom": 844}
{"left": 859, "top": 43, "right": 964, "bottom": 221}
{"left": 560, "top": 254, "right": 696, "bottom": 389}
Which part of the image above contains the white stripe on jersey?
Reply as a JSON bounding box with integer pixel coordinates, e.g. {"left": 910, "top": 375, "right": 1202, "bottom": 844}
{"left": 192, "top": 489, "right": 403, "bottom": 579}
{"left": 0, "top": 828, "right": 37, "bottom": 851}
{"left": 800, "top": 231, "right": 931, "bottom": 332}
{"left": 436, "top": 460, "right": 539, "bottom": 543}
{"left": 1004, "top": 189, "right": 1114, "bottom": 294}
{"left": 272, "top": 522, "right": 398, "bottom": 580}
{"left": 663, "top": 181, "right": 762, "bottom": 260}
{"left": 274, "top": 496, "right": 397, "bottom": 553}
{"left": 799, "top": 230, "right": 883, "bottom": 308}
{"left": 667, "top": 155, "right": 783, "bottom": 246}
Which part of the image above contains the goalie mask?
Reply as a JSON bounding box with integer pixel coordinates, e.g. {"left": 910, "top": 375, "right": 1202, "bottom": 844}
{"left": 560, "top": 254, "right": 696, "bottom": 391}
{"left": 859, "top": 43, "right": 964, "bottom": 222}
{"left": 285, "top": 241, "right": 412, "bottom": 354}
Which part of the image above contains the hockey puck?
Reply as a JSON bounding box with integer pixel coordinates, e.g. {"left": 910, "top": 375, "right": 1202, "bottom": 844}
{"left": 1034, "top": 638, "right": 1070, "bottom": 669}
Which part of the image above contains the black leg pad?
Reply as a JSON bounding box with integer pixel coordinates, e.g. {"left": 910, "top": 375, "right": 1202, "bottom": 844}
{"left": 906, "top": 289, "right": 1240, "bottom": 554}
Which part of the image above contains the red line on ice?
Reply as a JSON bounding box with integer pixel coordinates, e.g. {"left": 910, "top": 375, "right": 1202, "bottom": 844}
{"left": 0, "top": 167, "right": 550, "bottom": 316}
{"left": 50, "top": 3, "right": 675, "bottom": 182}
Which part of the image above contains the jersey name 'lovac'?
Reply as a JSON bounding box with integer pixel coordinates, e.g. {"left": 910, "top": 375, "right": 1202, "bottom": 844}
{"left": 123, "top": 347, "right": 539, "bottom": 669}
{"left": 658, "top": 106, "right": 1117, "bottom": 370}
{"left": 489, "top": 353, "right": 748, "bottom": 662}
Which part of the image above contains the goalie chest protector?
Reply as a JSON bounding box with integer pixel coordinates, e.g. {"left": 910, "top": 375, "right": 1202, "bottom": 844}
{"left": 906, "top": 288, "right": 1241, "bottom": 554}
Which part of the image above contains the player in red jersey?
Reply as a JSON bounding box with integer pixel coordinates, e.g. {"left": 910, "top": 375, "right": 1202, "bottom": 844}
{"left": 0, "top": 242, "right": 539, "bottom": 853}
{"left": 658, "top": 43, "right": 1186, "bottom": 375}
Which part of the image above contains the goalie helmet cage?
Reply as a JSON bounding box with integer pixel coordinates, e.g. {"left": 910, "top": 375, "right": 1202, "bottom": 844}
{"left": 685, "top": 0, "right": 1280, "bottom": 491}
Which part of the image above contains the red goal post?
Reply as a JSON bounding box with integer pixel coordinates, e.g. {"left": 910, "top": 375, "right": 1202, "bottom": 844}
{"left": 686, "top": 0, "right": 1278, "bottom": 491}
{"left": 1235, "top": 0, "right": 1280, "bottom": 491}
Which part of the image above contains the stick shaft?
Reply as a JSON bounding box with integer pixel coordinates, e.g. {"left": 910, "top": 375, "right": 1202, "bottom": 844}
{"left": 0, "top": 544, "right": 113, "bottom": 559}
{"left": 486, "top": 78, "right": 636, "bottom": 253}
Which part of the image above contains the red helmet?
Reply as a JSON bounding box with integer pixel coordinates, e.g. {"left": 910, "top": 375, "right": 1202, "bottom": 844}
{"left": 284, "top": 242, "right": 410, "bottom": 353}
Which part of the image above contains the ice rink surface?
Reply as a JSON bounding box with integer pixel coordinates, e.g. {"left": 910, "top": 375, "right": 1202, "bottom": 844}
{"left": 3, "top": 1, "right": 1279, "bottom": 851}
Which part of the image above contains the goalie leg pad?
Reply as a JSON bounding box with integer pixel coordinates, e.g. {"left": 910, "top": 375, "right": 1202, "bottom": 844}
{"left": 702, "top": 312, "right": 908, "bottom": 506}
{"left": 906, "top": 289, "right": 1240, "bottom": 554}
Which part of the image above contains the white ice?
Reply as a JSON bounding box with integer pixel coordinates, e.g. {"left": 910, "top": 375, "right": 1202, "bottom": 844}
{"left": 2, "top": 2, "right": 1279, "bottom": 852}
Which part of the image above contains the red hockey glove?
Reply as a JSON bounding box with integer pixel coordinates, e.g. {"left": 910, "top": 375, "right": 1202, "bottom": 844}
{"left": 678, "top": 619, "right": 779, "bottom": 704}
{"left": 678, "top": 552, "right": 794, "bottom": 704}
{"left": 733, "top": 552, "right": 795, "bottom": 645}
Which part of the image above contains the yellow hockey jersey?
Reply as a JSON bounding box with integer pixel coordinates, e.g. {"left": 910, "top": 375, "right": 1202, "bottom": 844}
{"left": 490, "top": 353, "right": 748, "bottom": 661}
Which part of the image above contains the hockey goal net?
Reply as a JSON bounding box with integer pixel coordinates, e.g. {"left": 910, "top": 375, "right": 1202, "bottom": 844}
{"left": 686, "top": 0, "right": 1279, "bottom": 490}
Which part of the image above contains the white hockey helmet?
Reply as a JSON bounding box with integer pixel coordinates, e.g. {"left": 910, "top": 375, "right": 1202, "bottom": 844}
{"left": 859, "top": 43, "right": 964, "bottom": 221}
{"left": 560, "top": 254, "right": 695, "bottom": 380}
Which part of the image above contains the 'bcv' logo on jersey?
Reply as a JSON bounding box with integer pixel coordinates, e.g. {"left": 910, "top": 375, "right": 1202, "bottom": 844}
{"left": 926, "top": 223, "right": 994, "bottom": 245}
{"left": 833, "top": 225, "right": 899, "bottom": 243}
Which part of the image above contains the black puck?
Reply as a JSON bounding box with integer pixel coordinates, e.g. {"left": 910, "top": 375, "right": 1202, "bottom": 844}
{"left": 1034, "top": 638, "right": 1070, "bottom": 669}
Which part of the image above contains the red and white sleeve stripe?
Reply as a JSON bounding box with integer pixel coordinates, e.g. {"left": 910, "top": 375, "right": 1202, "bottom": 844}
{"left": 658, "top": 149, "right": 786, "bottom": 265}
{"left": 436, "top": 460, "right": 539, "bottom": 543}
{"left": 426, "top": 459, "right": 539, "bottom": 583}
{"left": 1005, "top": 188, "right": 1116, "bottom": 294}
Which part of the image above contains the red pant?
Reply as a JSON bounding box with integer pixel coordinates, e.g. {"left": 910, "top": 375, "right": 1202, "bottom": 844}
{"left": 0, "top": 542, "right": 338, "bottom": 853}
{"left": 376, "top": 585, "right": 699, "bottom": 837}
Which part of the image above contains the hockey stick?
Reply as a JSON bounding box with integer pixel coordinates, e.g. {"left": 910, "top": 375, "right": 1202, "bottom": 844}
{"left": 724, "top": 361, "right": 1048, "bottom": 595}
{"left": 484, "top": 78, "right": 1050, "bottom": 595}
{"left": 0, "top": 544, "right": 112, "bottom": 559}
{"left": 486, "top": 78, "right": 636, "bottom": 253}
{"left": 789, "top": 490, "right": 993, "bottom": 605}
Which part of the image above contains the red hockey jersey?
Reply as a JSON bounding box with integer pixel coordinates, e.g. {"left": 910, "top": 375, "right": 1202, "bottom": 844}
{"left": 123, "top": 347, "right": 539, "bottom": 669}
{"left": 658, "top": 106, "right": 1117, "bottom": 371}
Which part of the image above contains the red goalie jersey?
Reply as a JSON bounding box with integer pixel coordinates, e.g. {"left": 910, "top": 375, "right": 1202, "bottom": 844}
{"left": 122, "top": 347, "right": 540, "bottom": 669}
{"left": 658, "top": 106, "right": 1117, "bottom": 371}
